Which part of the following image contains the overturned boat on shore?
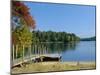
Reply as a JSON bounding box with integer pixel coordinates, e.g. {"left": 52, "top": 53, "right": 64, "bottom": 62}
{"left": 33, "top": 56, "right": 62, "bottom": 62}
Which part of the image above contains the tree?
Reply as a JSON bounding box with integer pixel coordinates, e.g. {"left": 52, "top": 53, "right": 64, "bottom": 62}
{"left": 12, "top": 1, "right": 36, "bottom": 45}
{"left": 12, "top": 25, "right": 32, "bottom": 46}
{"left": 12, "top": 1, "right": 35, "bottom": 28}
{"left": 12, "top": 1, "right": 37, "bottom": 58}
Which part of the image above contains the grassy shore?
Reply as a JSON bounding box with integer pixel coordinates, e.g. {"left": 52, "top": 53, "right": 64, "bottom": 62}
{"left": 11, "top": 61, "right": 96, "bottom": 74}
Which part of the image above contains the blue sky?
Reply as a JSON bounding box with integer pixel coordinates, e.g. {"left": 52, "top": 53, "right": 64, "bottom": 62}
{"left": 24, "top": 2, "right": 96, "bottom": 38}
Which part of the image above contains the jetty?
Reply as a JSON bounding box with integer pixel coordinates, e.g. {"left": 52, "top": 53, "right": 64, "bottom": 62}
{"left": 12, "top": 44, "right": 61, "bottom": 67}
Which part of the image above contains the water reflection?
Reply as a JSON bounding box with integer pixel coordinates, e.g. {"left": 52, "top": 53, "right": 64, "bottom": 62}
{"left": 30, "top": 41, "right": 79, "bottom": 55}
{"left": 14, "top": 41, "right": 95, "bottom": 61}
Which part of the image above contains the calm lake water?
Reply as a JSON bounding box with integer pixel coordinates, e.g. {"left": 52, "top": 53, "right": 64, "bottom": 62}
{"left": 61, "top": 41, "right": 96, "bottom": 61}
{"left": 30, "top": 41, "right": 96, "bottom": 62}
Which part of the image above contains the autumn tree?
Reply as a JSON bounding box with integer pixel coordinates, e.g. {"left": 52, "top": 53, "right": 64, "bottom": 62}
{"left": 12, "top": 1, "right": 36, "bottom": 46}
{"left": 12, "top": 1, "right": 35, "bottom": 29}
{"left": 11, "top": 1, "right": 38, "bottom": 58}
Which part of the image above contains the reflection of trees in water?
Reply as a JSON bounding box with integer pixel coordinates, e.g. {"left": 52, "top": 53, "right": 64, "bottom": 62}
{"left": 45, "top": 41, "right": 79, "bottom": 53}
{"left": 16, "top": 41, "right": 79, "bottom": 58}
{"left": 29, "top": 41, "right": 79, "bottom": 55}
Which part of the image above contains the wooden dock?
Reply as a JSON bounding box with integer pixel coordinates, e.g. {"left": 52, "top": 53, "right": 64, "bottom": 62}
{"left": 12, "top": 53, "right": 61, "bottom": 67}
{"left": 12, "top": 44, "right": 61, "bottom": 67}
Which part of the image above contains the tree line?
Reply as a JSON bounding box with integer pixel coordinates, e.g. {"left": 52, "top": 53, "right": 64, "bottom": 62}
{"left": 32, "top": 30, "right": 80, "bottom": 43}
{"left": 80, "top": 36, "right": 96, "bottom": 41}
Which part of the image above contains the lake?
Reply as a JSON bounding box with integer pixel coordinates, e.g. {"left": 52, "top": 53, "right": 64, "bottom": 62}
{"left": 29, "top": 41, "right": 96, "bottom": 62}
{"left": 61, "top": 41, "right": 96, "bottom": 61}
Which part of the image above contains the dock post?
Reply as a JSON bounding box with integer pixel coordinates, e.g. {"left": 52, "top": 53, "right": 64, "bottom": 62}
{"left": 40, "top": 56, "right": 43, "bottom": 62}
{"left": 37, "top": 45, "right": 38, "bottom": 56}
{"left": 38, "top": 46, "right": 39, "bottom": 56}
{"left": 29, "top": 45, "right": 31, "bottom": 62}
{"left": 16, "top": 45, "right": 18, "bottom": 59}
{"left": 40, "top": 45, "right": 42, "bottom": 54}
{"left": 33, "top": 45, "right": 35, "bottom": 54}
{"left": 37, "top": 46, "right": 39, "bottom": 56}
{"left": 12, "top": 44, "right": 14, "bottom": 65}
{"left": 22, "top": 45, "right": 25, "bottom": 64}
{"left": 36, "top": 45, "right": 37, "bottom": 55}
{"left": 35, "top": 45, "right": 36, "bottom": 55}
{"left": 41, "top": 44, "right": 43, "bottom": 54}
{"left": 45, "top": 47, "right": 47, "bottom": 54}
{"left": 37, "top": 45, "right": 38, "bottom": 55}
{"left": 34, "top": 45, "right": 35, "bottom": 54}
{"left": 77, "top": 61, "right": 80, "bottom": 66}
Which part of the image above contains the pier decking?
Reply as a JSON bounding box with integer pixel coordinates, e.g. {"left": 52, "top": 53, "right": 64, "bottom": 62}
{"left": 12, "top": 53, "right": 61, "bottom": 67}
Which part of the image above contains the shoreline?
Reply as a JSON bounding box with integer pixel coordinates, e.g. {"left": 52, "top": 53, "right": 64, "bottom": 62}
{"left": 11, "top": 61, "right": 96, "bottom": 74}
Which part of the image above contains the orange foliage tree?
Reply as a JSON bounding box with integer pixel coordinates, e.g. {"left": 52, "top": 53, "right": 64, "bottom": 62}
{"left": 12, "top": 1, "right": 35, "bottom": 28}
{"left": 12, "top": 1, "right": 36, "bottom": 46}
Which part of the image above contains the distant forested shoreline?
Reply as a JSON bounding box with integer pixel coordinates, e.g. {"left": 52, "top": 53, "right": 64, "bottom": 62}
{"left": 32, "top": 30, "right": 95, "bottom": 43}
{"left": 80, "top": 36, "right": 96, "bottom": 41}
{"left": 32, "top": 30, "right": 80, "bottom": 43}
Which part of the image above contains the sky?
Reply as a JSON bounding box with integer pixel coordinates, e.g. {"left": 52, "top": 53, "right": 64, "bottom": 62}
{"left": 24, "top": 2, "right": 96, "bottom": 38}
